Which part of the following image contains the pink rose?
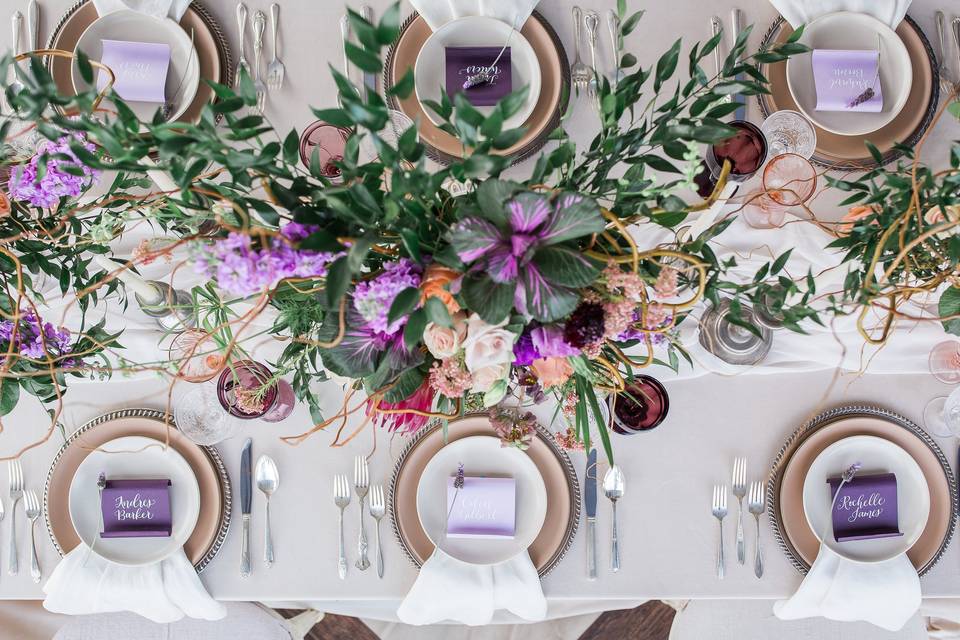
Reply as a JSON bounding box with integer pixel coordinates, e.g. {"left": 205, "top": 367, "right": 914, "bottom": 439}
{"left": 470, "top": 363, "right": 510, "bottom": 393}
{"left": 531, "top": 356, "right": 574, "bottom": 389}
{"left": 422, "top": 312, "right": 467, "bottom": 359}
{"left": 462, "top": 314, "right": 517, "bottom": 373}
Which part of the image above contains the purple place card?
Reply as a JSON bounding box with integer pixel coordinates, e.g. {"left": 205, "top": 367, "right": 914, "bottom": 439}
{"left": 100, "top": 478, "right": 172, "bottom": 538}
{"left": 446, "top": 475, "right": 516, "bottom": 538}
{"left": 812, "top": 49, "right": 883, "bottom": 112}
{"left": 97, "top": 39, "right": 171, "bottom": 103}
{"left": 827, "top": 472, "right": 902, "bottom": 542}
{"left": 445, "top": 46, "right": 512, "bottom": 106}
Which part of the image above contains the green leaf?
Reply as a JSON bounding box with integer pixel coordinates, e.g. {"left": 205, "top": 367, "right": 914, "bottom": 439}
{"left": 476, "top": 179, "right": 518, "bottom": 225}
{"left": 771, "top": 249, "right": 792, "bottom": 274}
{"left": 424, "top": 296, "right": 453, "bottom": 327}
{"left": 620, "top": 10, "right": 644, "bottom": 36}
{"left": 533, "top": 246, "right": 599, "bottom": 287}
{"left": 344, "top": 41, "right": 382, "bottom": 73}
{"left": 376, "top": 2, "right": 402, "bottom": 44}
{"left": 77, "top": 49, "right": 94, "bottom": 85}
{"left": 0, "top": 378, "right": 19, "bottom": 416}
{"left": 403, "top": 308, "right": 428, "bottom": 350}
{"left": 382, "top": 367, "right": 427, "bottom": 403}
{"left": 940, "top": 287, "right": 960, "bottom": 336}
{"left": 388, "top": 68, "right": 415, "bottom": 99}
{"left": 387, "top": 287, "right": 421, "bottom": 326}
{"left": 653, "top": 39, "right": 681, "bottom": 92}
{"left": 483, "top": 379, "right": 508, "bottom": 407}
{"left": 325, "top": 256, "right": 351, "bottom": 308}
{"left": 461, "top": 274, "right": 513, "bottom": 324}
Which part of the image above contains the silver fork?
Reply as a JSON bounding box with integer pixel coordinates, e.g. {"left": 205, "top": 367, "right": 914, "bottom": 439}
{"left": 354, "top": 456, "right": 370, "bottom": 571}
{"left": 369, "top": 484, "right": 385, "bottom": 579}
{"left": 334, "top": 474, "right": 350, "bottom": 580}
{"left": 234, "top": 3, "right": 250, "bottom": 87}
{"left": 252, "top": 10, "right": 267, "bottom": 113}
{"left": 935, "top": 12, "right": 951, "bottom": 89}
{"left": 584, "top": 10, "right": 601, "bottom": 105}
{"left": 711, "top": 484, "right": 728, "bottom": 579}
{"left": 8, "top": 459, "right": 23, "bottom": 576}
{"left": 570, "top": 6, "right": 591, "bottom": 94}
{"left": 266, "top": 3, "right": 284, "bottom": 91}
{"left": 24, "top": 490, "right": 40, "bottom": 583}
{"left": 748, "top": 480, "right": 766, "bottom": 578}
{"left": 732, "top": 456, "right": 746, "bottom": 565}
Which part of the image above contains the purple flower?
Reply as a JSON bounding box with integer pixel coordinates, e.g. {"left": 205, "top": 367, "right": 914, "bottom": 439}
{"left": 531, "top": 325, "right": 579, "bottom": 358}
{"left": 353, "top": 259, "right": 422, "bottom": 337}
{"left": 9, "top": 135, "right": 99, "bottom": 208}
{"left": 0, "top": 311, "right": 77, "bottom": 366}
{"left": 512, "top": 328, "right": 542, "bottom": 366}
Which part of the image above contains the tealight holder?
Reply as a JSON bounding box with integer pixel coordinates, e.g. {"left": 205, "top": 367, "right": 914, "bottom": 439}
{"left": 135, "top": 281, "right": 196, "bottom": 331}
{"left": 698, "top": 298, "right": 773, "bottom": 366}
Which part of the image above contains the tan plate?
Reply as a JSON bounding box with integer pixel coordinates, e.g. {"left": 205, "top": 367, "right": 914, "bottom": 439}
{"left": 390, "top": 414, "right": 580, "bottom": 576}
{"left": 44, "top": 408, "right": 231, "bottom": 571}
{"left": 385, "top": 11, "right": 569, "bottom": 166}
{"left": 770, "top": 407, "right": 955, "bottom": 576}
{"left": 47, "top": 0, "right": 227, "bottom": 125}
{"left": 758, "top": 15, "right": 938, "bottom": 170}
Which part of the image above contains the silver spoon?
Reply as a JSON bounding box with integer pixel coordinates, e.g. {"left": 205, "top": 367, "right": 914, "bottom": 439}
{"left": 603, "top": 464, "right": 625, "bottom": 572}
{"left": 255, "top": 455, "right": 279, "bottom": 567}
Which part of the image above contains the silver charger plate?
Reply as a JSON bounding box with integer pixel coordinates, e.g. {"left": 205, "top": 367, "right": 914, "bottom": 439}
{"left": 766, "top": 404, "right": 957, "bottom": 577}
{"left": 43, "top": 407, "right": 232, "bottom": 573}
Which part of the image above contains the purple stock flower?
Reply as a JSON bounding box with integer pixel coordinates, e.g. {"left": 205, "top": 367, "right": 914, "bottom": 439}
{"left": 353, "top": 258, "right": 422, "bottom": 337}
{"left": 8, "top": 135, "right": 99, "bottom": 208}
{"left": 0, "top": 311, "right": 77, "bottom": 366}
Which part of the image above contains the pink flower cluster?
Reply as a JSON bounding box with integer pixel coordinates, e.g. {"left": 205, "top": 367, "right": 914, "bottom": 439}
{"left": 428, "top": 358, "right": 472, "bottom": 397}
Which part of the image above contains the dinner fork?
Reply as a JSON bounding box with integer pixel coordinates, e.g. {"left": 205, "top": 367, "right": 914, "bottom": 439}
{"left": 234, "top": 3, "right": 250, "bottom": 87}
{"left": 8, "top": 459, "right": 23, "bottom": 576}
{"left": 731, "top": 456, "right": 746, "bottom": 565}
{"left": 935, "top": 12, "right": 952, "bottom": 88}
{"left": 334, "top": 474, "right": 350, "bottom": 580}
{"left": 266, "top": 3, "right": 284, "bottom": 91}
{"left": 570, "top": 7, "right": 591, "bottom": 95}
{"left": 354, "top": 456, "right": 370, "bottom": 571}
{"left": 584, "top": 10, "right": 601, "bottom": 105}
{"left": 748, "top": 480, "right": 766, "bottom": 578}
{"left": 252, "top": 10, "right": 267, "bottom": 113}
{"left": 24, "top": 490, "right": 40, "bottom": 583}
{"left": 711, "top": 484, "right": 728, "bottom": 579}
{"left": 369, "top": 484, "right": 385, "bottom": 579}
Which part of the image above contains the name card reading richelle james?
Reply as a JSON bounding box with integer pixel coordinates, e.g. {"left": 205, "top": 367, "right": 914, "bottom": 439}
{"left": 827, "top": 472, "right": 902, "bottom": 542}
{"left": 445, "top": 46, "right": 512, "bottom": 106}
{"left": 97, "top": 40, "right": 171, "bottom": 104}
{"left": 100, "top": 478, "right": 172, "bottom": 538}
{"left": 446, "top": 476, "right": 516, "bottom": 539}
{"left": 812, "top": 49, "right": 883, "bottom": 113}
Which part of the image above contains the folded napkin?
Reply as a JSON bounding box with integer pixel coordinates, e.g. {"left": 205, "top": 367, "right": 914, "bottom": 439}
{"left": 92, "top": 0, "right": 191, "bottom": 21}
{"left": 768, "top": 0, "right": 912, "bottom": 29}
{"left": 409, "top": 0, "right": 541, "bottom": 31}
{"left": 43, "top": 544, "right": 226, "bottom": 623}
{"left": 773, "top": 544, "right": 921, "bottom": 631}
{"left": 397, "top": 549, "right": 547, "bottom": 625}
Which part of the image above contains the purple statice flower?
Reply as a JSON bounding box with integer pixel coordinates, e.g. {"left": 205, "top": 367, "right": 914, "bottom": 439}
{"left": 513, "top": 327, "right": 542, "bottom": 366}
{"left": 0, "top": 311, "right": 77, "bottom": 367}
{"left": 195, "top": 223, "right": 343, "bottom": 297}
{"left": 353, "top": 258, "right": 422, "bottom": 337}
{"left": 531, "top": 325, "right": 579, "bottom": 358}
{"left": 8, "top": 135, "right": 99, "bottom": 208}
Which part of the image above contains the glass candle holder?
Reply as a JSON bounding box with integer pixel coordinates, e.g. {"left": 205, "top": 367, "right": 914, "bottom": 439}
{"left": 742, "top": 153, "right": 818, "bottom": 229}
{"left": 760, "top": 109, "right": 817, "bottom": 159}
{"left": 299, "top": 121, "right": 351, "bottom": 182}
{"left": 698, "top": 298, "right": 773, "bottom": 365}
{"left": 696, "top": 120, "right": 769, "bottom": 198}
{"left": 610, "top": 376, "right": 670, "bottom": 434}
{"left": 216, "top": 360, "right": 295, "bottom": 422}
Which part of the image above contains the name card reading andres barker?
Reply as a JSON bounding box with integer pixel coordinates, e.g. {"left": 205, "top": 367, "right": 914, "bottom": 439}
{"left": 100, "top": 478, "right": 172, "bottom": 538}
{"left": 446, "top": 476, "right": 515, "bottom": 538}
{"left": 97, "top": 39, "right": 171, "bottom": 103}
{"left": 827, "top": 472, "right": 902, "bottom": 542}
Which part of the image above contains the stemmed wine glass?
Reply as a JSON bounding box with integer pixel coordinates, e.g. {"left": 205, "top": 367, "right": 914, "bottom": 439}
{"left": 929, "top": 340, "right": 960, "bottom": 384}
{"left": 741, "top": 153, "right": 818, "bottom": 229}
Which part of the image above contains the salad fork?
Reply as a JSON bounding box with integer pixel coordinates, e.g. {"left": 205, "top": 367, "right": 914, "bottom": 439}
{"left": 731, "top": 456, "right": 746, "bottom": 565}
{"left": 711, "top": 484, "right": 728, "bottom": 579}
{"left": 584, "top": 10, "right": 601, "bottom": 104}
{"left": 252, "top": 10, "right": 267, "bottom": 113}
{"left": 748, "top": 480, "right": 766, "bottom": 578}
{"left": 266, "top": 3, "right": 285, "bottom": 91}
{"left": 935, "top": 12, "right": 951, "bottom": 88}
{"left": 333, "top": 474, "right": 350, "bottom": 579}
{"left": 369, "top": 484, "right": 385, "bottom": 578}
{"left": 8, "top": 459, "right": 23, "bottom": 576}
{"left": 24, "top": 490, "right": 40, "bottom": 583}
{"left": 234, "top": 3, "right": 250, "bottom": 87}
{"left": 354, "top": 456, "right": 370, "bottom": 571}
{"left": 570, "top": 7, "right": 591, "bottom": 95}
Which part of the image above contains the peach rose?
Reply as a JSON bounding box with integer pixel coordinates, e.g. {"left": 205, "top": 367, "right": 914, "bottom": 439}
{"left": 837, "top": 205, "right": 877, "bottom": 236}
{"left": 531, "top": 356, "right": 574, "bottom": 389}
{"left": 420, "top": 264, "right": 461, "bottom": 313}
{"left": 422, "top": 312, "right": 467, "bottom": 359}
{"left": 470, "top": 362, "right": 510, "bottom": 394}
{"left": 0, "top": 191, "right": 9, "bottom": 217}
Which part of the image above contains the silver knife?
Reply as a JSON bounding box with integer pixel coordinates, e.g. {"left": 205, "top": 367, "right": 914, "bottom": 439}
{"left": 240, "top": 438, "right": 253, "bottom": 577}
{"left": 27, "top": 0, "right": 38, "bottom": 53}
{"left": 360, "top": 5, "right": 376, "bottom": 101}
{"left": 730, "top": 8, "right": 746, "bottom": 120}
{"left": 585, "top": 448, "right": 598, "bottom": 580}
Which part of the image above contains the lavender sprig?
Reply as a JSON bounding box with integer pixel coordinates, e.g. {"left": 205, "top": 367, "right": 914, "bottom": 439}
{"left": 823, "top": 461, "right": 863, "bottom": 539}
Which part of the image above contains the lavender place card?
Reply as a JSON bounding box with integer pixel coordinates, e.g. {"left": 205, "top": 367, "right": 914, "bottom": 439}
{"left": 827, "top": 472, "right": 902, "bottom": 542}
{"left": 97, "top": 39, "right": 171, "bottom": 103}
{"left": 446, "top": 475, "right": 516, "bottom": 538}
{"left": 100, "top": 478, "right": 172, "bottom": 538}
{"left": 812, "top": 49, "right": 883, "bottom": 112}
{"left": 445, "top": 46, "right": 512, "bottom": 106}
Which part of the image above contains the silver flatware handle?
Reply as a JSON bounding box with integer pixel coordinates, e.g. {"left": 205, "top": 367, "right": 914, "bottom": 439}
{"left": 339, "top": 16, "right": 352, "bottom": 79}
{"left": 240, "top": 514, "right": 251, "bottom": 577}
{"left": 236, "top": 4, "right": 247, "bottom": 60}
{"left": 606, "top": 10, "right": 620, "bottom": 85}
{"left": 8, "top": 501, "right": 18, "bottom": 575}
{"left": 710, "top": 16, "right": 722, "bottom": 77}
{"left": 736, "top": 501, "right": 745, "bottom": 564}
{"left": 29, "top": 522, "right": 39, "bottom": 584}
{"left": 572, "top": 6, "right": 583, "bottom": 63}
{"left": 375, "top": 520, "right": 383, "bottom": 579}
{"left": 953, "top": 18, "right": 960, "bottom": 72}
{"left": 337, "top": 509, "right": 347, "bottom": 580}
{"left": 585, "top": 12, "right": 599, "bottom": 70}
{"left": 264, "top": 499, "right": 274, "bottom": 567}
{"left": 12, "top": 12, "right": 22, "bottom": 57}
{"left": 716, "top": 519, "right": 725, "bottom": 579}
{"left": 270, "top": 3, "right": 279, "bottom": 61}
{"left": 586, "top": 517, "right": 597, "bottom": 580}
{"left": 936, "top": 11, "right": 947, "bottom": 69}
{"left": 27, "top": 1, "right": 38, "bottom": 52}
{"left": 356, "top": 497, "right": 370, "bottom": 570}
{"left": 754, "top": 515, "right": 763, "bottom": 578}
{"left": 610, "top": 501, "right": 620, "bottom": 572}
{"left": 253, "top": 11, "right": 265, "bottom": 81}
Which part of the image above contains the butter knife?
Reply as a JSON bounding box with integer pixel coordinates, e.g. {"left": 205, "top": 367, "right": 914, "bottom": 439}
{"left": 730, "top": 8, "right": 746, "bottom": 120}
{"left": 360, "top": 5, "right": 376, "bottom": 101}
{"left": 240, "top": 438, "right": 253, "bottom": 577}
{"left": 585, "top": 448, "right": 598, "bottom": 580}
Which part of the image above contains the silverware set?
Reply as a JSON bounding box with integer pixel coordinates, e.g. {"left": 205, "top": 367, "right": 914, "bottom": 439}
{"left": 711, "top": 458, "right": 766, "bottom": 579}
{"left": 2, "top": 459, "right": 41, "bottom": 582}
{"left": 333, "top": 456, "right": 385, "bottom": 579}
{"left": 235, "top": 2, "right": 285, "bottom": 113}
{"left": 934, "top": 11, "right": 960, "bottom": 89}
{"left": 584, "top": 449, "right": 627, "bottom": 576}
{"left": 238, "top": 440, "right": 280, "bottom": 576}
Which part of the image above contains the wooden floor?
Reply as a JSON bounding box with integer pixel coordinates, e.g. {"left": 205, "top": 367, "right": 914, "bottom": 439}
{"left": 280, "top": 601, "right": 677, "bottom": 640}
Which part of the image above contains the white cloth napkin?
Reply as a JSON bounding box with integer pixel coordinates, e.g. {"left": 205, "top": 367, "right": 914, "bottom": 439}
{"left": 92, "top": 0, "right": 191, "bottom": 21}
{"left": 43, "top": 544, "right": 226, "bottom": 623}
{"left": 768, "top": 0, "right": 912, "bottom": 29}
{"left": 774, "top": 544, "right": 921, "bottom": 632}
{"left": 408, "top": 0, "right": 541, "bottom": 31}
{"left": 397, "top": 549, "right": 547, "bottom": 625}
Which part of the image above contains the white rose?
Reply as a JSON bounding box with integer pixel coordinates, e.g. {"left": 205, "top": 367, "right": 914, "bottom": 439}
{"left": 422, "top": 313, "right": 467, "bottom": 359}
{"left": 470, "top": 363, "right": 510, "bottom": 394}
{"left": 462, "top": 314, "right": 518, "bottom": 373}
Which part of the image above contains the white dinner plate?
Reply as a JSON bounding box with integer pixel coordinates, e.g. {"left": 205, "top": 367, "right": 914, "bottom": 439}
{"left": 786, "top": 11, "right": 912, "bottom": 136}
{"left": 68, "top": 435, "right": 201, "bottom": 566}
{"left": 802, "top": 435, "right": 929, "bottom": 563}
{"left": 414, "top": 16, "right": 541, "bottom": 130}
{"left": 416, "top": 435, "right": 547, "bottom": 565}
{"left": 72, "top": 9, "right": 200, "bottom": 123}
